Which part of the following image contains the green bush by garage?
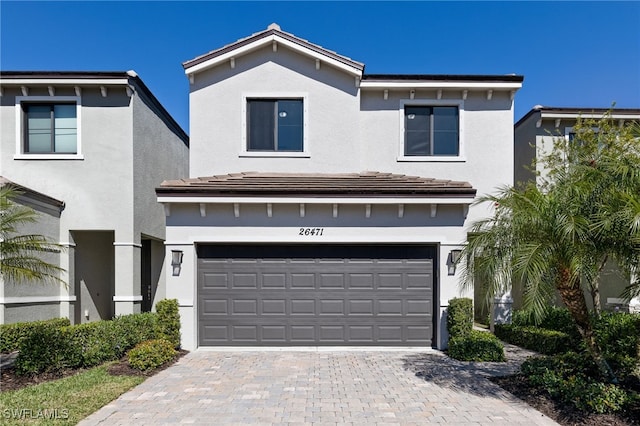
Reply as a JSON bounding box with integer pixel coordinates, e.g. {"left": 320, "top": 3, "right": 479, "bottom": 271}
{"left": 12, "top": 299, "right": 181, "bottom": 375}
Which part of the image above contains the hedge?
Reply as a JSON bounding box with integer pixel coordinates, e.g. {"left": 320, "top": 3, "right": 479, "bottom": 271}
{"left": 0, "top": 318, "right": 70, "bottom": 353}
{"left": 14, "top": 299, "right": 179, "bottom": 375}
{"left": 128, "top": 339, "right": 177, "bottom": 371}
{"left": 447, "top": 298, "right": 473, "bottom": 338}
{"left": 155, "top": 299, "right": 181, "bottom": 349}
{"left": 448, "top": 330, "right": 506, "bottom": 362}
{"left": 494, "top": 324, "right": 573, "bottom": 355}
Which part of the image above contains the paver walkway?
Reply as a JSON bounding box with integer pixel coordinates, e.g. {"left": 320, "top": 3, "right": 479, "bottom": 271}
{"left": 79, "top": 345, "right": 558, "bottom": 425}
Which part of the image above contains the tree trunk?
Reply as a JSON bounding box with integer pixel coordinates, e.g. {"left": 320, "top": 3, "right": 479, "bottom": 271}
{"left": 557, "top": 268, "right": 617, "bottom": 383}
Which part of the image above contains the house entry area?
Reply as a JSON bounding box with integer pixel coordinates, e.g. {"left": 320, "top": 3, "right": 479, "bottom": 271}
{"left": 197, "top": 244, "right": 435, "bottom": 347}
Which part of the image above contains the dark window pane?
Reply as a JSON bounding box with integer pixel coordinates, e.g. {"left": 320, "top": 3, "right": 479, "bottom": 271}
{"left": 433, "top": 107, "right": 458, "bottom": 131}
{"left": 405, "top": 106, "right": 430, "bottom": 131}
{"left": 247, "top": 100, "right": 275, "bottom": 150}
{"left": 277, "top": 100, "right": 303, "bottom": 151}
{"left": 277, "top": 126, "right": 303, "bottom": 151}
{"left": 433, "top": 131, "right": 458, "bottom": 155}
{"left": 405, "top": 131, "right": 430, "bottom": 156}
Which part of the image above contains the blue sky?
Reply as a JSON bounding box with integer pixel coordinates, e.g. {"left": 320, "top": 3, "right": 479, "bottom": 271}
{"left": 2, "top": 1, "right": 639, "bottom": 132}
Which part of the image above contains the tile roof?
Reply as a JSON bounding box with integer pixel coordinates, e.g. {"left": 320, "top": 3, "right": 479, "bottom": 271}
{"left": 183, "top": 24, "right": 364, "bottom": 72}
{"left": 157, "top": 172, "right": 476, "bottom": 198}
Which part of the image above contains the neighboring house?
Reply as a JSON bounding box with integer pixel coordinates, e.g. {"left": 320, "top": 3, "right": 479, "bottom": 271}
{"left": 157, "top": 24, "right": 523, "bottom": 350}
{"left": 514, "top": 105, "right": 640, "bottom": 313}
{"left": 0, "top": 71, "right": 189, "bottom": 324}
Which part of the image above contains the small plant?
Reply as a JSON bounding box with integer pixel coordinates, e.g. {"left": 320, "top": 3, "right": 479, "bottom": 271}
{"left": 448, "top": 329, "right": 506, "bottom": 362}
{"left": 127, "top": 339, "right": 177, "bottom": 371}
{"left": 447, "top": 298, "right": 473, "bottom": 338}
{"left": 521, "top": 352, "right": 632, "bottom": 414}
{"left": 156, "top": 299, "right": 181, "bottom": 349}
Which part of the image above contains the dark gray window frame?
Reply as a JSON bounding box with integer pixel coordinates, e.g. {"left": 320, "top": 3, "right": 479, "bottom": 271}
{"left": 246, "top": 99, "right": 304, "bottom": 152}
{"left": 22, "top": 102, "right": 78, "bottom": 154}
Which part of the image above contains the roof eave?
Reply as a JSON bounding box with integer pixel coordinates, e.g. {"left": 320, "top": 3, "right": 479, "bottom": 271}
{"left": 183, "top": 31, "right": 364, "bottom": 78}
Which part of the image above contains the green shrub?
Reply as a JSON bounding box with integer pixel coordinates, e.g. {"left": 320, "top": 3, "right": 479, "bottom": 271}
{"left": 156, "top": 299, "right": 181, "bottom": 349}
{"left": 0, "top": 318, "right": 70, "bottom": 353}
{"left": 448, "top": 330, "right": 506, "bottom": 362}
{"left": 521, "top": 353, "right": 631, "bottom": 414}
{"left": 63, "top": 321, "right": 122, "bottom": 368}
{"left": 127, "top": 339, "right": 177, "bottom": 371}
{"left": 114, "top": 312, "right": 159, "bottom": 353}
{"left": 447, "top": 298, "right": 473, "bottom": 339}
{"left": 14, "top": 312, "right": 161, "bottom": 375}
{"left": 15, "top": 326, "right": 73, "bottom": 375}
{"left": 512, "top": 307, "right": 579, "bottom": 338}
{"left": 494, "top": 324, "right": 573, "bottom": 355}
{"left": 593, "top": 312, "right": 640, "bottom": 380}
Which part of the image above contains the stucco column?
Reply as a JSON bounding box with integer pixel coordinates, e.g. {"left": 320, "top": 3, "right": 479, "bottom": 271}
{"left": 165, "top": 243, "right": 195, "bottom": 350}
{"left": 59, "top": 239, "right": 76, "bottom": 322}
{"left": 113, "top": 242, "right": 142, "bottom": 316}
{"left": 490, "top": 291, "right": 513, "bottom": 331}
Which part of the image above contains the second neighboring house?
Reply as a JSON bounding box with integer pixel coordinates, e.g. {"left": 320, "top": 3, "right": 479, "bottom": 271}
{"left": 157, "top": 24, "right": 523, "bottom": 350}
{"left": 514, "top": 105, "right": 640, "bottom": 312}
{"left": 0, "top": 71, "right": 189, "bottom": 324}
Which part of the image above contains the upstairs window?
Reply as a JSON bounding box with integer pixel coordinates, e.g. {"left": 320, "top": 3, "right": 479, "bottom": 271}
{"left": 247, "top": 99, "right": 303, "bottom": 152}
{"left": 404, "top": 106, "right": 459, "bottom": 156}
{"left": 23, "top": 103, "right": 77, "bottom": 154}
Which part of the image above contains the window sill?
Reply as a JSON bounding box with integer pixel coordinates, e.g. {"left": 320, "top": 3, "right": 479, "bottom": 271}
{"left": 14, "top": 154, "right": 84, "bottom": 160}
{"left": 240, "top": 152, "right": 310, "bottom": 158}
{"left": 396, "top": 156, "right": 466, "bottom": 162}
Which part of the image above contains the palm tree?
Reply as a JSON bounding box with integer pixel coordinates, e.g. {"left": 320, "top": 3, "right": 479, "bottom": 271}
{"left": 0, "top": 185, "right": 65, "bottom": 284}
{"left": 461, "top": 112, "right": 640, "bottom": 382}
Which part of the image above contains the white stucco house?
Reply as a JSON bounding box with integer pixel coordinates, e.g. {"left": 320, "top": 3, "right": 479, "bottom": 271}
{"left": 514, "top": 105, "right": 640, "bottom": 313}
{"left": 157, "top": 24, "right": 523, "bottom": 350}
{"left": 0, "top": 71, "right": 189, "bottom": 324}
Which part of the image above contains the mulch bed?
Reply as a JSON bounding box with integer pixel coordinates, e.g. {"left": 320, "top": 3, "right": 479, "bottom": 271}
{"left": 0, "top": 350, "right": 188, "bottom": 392}
{"left": 491, "top": 374, "right": 640, "bottom": 426}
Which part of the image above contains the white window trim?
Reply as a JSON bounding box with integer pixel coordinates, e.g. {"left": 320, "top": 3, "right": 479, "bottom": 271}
{"left": 240, "top": 92, "right": 309, "bottom": 158}
{"left": 14, "top": 96, "right": 84, "bottom": 160}
{"left": 397, "top": 99, "right": 465, "bottom": 162}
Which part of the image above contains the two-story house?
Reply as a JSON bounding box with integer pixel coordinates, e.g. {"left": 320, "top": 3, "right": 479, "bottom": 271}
{"left": 157, "top": 24, "right": 523, "bottom": 350}
{"left": 514, "top": 105, "right": 640, "bottom": 313}
{"left": 0, "top": 71, "right": 189, "bottom": 324}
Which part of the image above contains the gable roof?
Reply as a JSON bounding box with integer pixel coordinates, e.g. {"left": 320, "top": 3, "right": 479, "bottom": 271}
{"left": 157, "top": 171, "right": 476, "bottom": 198}
{"left": 183, "top": 23, "right": 365, "bottom": 77}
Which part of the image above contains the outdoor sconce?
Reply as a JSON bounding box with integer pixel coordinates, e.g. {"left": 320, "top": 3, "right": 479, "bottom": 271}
{"left": 448, "top": 249, "right": 462, "bottom": 276}
{"left": 171, "top": 250, "right": 184, "bottom": 276}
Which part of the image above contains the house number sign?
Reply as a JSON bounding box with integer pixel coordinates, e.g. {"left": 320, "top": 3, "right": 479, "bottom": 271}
{"left": 298, "top": 227, "right": 325, "bottom": 236}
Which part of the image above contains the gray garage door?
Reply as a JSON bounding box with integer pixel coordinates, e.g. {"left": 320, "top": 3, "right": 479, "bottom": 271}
{"left": 197, "top": 245, "right": 435, "bottom": 346}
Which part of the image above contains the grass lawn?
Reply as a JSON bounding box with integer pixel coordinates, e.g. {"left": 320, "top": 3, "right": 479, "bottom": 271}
{"left": 0, "top": 364, "right": 144, "bottom": 425}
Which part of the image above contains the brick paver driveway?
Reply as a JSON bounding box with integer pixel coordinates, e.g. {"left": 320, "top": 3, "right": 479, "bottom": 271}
{"left": 80, "top": 347, "right": 557, "bottom": 425}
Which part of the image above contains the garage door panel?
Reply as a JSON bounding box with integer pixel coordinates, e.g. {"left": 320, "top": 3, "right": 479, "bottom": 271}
{"left": 319, "top": 274, "right": 345, "bottom": 289}
{"left": 291, "top": 299, "right": 315, "bottom": 315}
{"left": 348, "top": 299, "right": 374, "bottom": 315}
{"left": 291, "top": 274, "right": 315, "bottom": 288}
{"left": 197, "top": 245, "right": 434, "bottom": 346}
{"left": 232, "top": 273, "right": 258, "bottom": 289}
{"left": 262, "top": 273, "right": 287, "bottom": 289}
{"left": 349, "top": 274, "right": 374, "bottom": 289}
{"left": 232, "top": 299, "right": 258, "bottom": 315}
{"left": 291, "top": 325, "right": 315, "bottom": 342}
{"left": 201, "top": 273, "right": 228, "bottom": 289}
{"left": 262, "top": 299, "right": 286, "bottom": 315}
{"left": 319, "top": 300, "right": 345, "bottom": 315}
{"left": 319, "top": 326, "right": 345, "bottom": 341}
{"left": 262, "top": 325, "right": 287, "bottom": 342}
{"left": 202, "top": 299, "right": 227, "bottom": 315}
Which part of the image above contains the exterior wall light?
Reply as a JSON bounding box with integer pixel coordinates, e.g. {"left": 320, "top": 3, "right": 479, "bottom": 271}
{"left": 447, "top": 249, "right": 462, "bottom": 276}
{"left": 171, "top": 250, "right": 184, "bottom": 276}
